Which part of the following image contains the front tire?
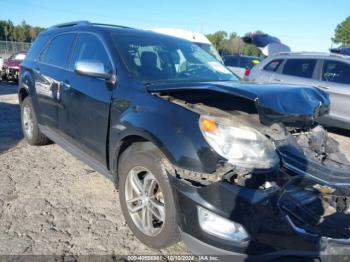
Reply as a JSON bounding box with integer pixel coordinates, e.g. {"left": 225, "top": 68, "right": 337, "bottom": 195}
{"left": 21, "top": 97, "right": 50, "bottom": 145}
{"left": 118, "top": 143, "right": 180, "bottom": 249}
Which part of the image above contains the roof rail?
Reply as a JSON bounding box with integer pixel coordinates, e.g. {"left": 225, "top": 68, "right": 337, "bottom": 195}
{"left": 48, "top": 21, "right": 91, "bottom": 30}
{"left": 47, "top": 21, "right": 135, "bottom": 31}
{"left": 270, "top": 51, "right": 350, "bottom": 59}
{"left": 91, "top": 23, "right": 134, "bottom": 29}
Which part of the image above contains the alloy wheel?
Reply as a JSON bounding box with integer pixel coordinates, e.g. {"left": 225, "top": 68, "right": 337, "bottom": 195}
{"left": 22, "top": 105, "right": 34, "bottom": 139}
{"left": 125, "top": 166, "right": 166, "bottom": 236}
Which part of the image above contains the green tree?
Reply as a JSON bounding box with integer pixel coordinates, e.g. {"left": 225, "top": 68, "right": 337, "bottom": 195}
{"left": 0, "top": 20, "right": 45, "bottom": 42}
{"left": 206, "top": 31, "right": 227, "bottom": 51}
{"left": 332, "top": 16, "right": 350, "bottom": 47}
{"left": 4, "top": 20, "right": 14, "bottom": 41}
{"left": 206, "top": 30, "right": 262, "bottom": 57}
{"left": 242, "top": 44, "right": 261, "bottom": 56}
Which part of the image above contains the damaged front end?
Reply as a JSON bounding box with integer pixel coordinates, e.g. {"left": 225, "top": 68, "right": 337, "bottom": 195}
{"left": 148, "top": 81, "right": 350, "bottom": 257}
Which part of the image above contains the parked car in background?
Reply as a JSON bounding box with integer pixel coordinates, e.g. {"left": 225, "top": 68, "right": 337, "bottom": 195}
{"left": 247, "top": 52, "right": 350, "bottom": 130}
{"left": 330, "top": 46, "right": 350, "bottom": 56}
{"left": 1, "top": 51, "right": 26, "bottom": 82}
{"left": 149, "top": 28, "right": 223, "bottom": 63}
{"left": 223, "top": 55, "right": 261, "bottom": 79}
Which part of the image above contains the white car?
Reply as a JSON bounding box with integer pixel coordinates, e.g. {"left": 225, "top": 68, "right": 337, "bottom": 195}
{"left": 149, "top": 28, "right": 223, "bottom": 63}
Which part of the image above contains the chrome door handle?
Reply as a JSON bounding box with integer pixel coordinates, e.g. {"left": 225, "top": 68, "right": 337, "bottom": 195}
{"left": 273, "top": 78, "right": 283, "bottom": 82}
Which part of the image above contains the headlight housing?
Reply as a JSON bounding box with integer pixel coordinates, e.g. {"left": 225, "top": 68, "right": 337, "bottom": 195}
{"left": 199, "top": 116, "right": 279, "bottom": 169}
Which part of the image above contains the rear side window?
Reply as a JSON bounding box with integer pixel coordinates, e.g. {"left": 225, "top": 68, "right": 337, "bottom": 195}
{"left": 41, "top": 33, "right": 76, "bottom": 68}
{"left": 263, "top": 59, "right": 283, "bottom": 72}
{"left": 322, "top": 60, "right": 350, "bottom": 85}
{"left": 26, "top": 34, "right": 49, "bottom": 61}
{"left": 69, "top": 33, "right": 112, "bottom": 72}
{"left": 282, "top": 59, "right": 316, "bottom": 78}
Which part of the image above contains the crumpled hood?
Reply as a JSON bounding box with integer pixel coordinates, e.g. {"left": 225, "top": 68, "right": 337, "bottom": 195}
{"left": 146, "top": 81, "right": 330, "bottom": 127}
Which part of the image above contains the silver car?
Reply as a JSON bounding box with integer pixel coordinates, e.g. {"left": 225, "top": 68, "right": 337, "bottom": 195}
{"left": 247, "top": 52, "right": 350, "bottom": 129}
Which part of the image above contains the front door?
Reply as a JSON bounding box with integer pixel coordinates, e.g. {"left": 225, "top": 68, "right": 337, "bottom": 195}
{"left": 318, "top": 60, "right": 350, "bottom": 122}
{"left": 59, "top": 33, "right": 114, "bottom": 166}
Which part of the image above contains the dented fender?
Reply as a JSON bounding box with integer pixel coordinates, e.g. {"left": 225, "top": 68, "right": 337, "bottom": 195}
{"left": 109, "top": 84, "right": 225, "bottom": 175}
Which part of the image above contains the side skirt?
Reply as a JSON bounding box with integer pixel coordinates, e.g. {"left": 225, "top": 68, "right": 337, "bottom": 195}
{"left": 39, "top": 124, "right": 114, "bottom": 181}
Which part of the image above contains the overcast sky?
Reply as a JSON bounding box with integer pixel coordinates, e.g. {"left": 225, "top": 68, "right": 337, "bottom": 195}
{"left": 1, "top": 0, "right": 349, "bottom": 52}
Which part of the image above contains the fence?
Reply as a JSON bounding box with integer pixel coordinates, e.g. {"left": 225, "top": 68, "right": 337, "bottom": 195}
{"left": 0, "top": 41, "right": 32, "bottom": 58}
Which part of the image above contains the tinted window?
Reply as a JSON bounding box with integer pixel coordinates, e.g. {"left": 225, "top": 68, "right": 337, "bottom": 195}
{"left": 69, "top": 33, "right": 112, "bottom": 72}
{"left": 322, "top": 60, "right": 350, "bottom": 85}
{"left": 41, "top": 33, "right": 75, "bottom": 68}
{"left": 224, "top": 56, "right": 239, "bottom": 67}
{"left": 282, "top": 59, "right": 316, "bottom": 78}
{"left": 26, "top": 35, "right": 49, "bottom": 61}
{"left": 263, "top": 59, "right": 283, "bottom": 72}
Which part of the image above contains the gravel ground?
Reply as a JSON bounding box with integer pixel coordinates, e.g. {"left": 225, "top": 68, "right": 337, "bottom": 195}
{"left": 0, "top": 82, "right": 188, "bottom": 258}
{"left": 1, "top": 81, "right": 350, "bottom": 259}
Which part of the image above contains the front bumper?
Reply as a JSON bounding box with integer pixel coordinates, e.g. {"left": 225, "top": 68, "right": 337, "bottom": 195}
{"left": 169, "top": 173, "right": 350, "bottom": 260}
{"left": 1, "top": 66, "right": 19, "bottom": 79}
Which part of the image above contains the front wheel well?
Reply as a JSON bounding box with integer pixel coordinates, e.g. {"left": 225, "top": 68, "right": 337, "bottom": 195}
{"left": 114, "top": 136, "right": 159, "bottom": 187}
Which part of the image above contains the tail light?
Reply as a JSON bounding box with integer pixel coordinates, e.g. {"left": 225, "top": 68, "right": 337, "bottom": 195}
{"left": 244, "top": 68, "right": 250, "bottom": 76}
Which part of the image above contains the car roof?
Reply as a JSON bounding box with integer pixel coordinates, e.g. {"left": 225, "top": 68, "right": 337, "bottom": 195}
{"left": 149, "top": 28, "right": 211, "bottom": 44}
{"left": 269, "top": 51, "right": 350, "bottom": 60}
{"left": 223, "top": 54, "right": 261, "bottom": 59}
{"left": 39, "top": 20, "right": 182, "bottom": 41}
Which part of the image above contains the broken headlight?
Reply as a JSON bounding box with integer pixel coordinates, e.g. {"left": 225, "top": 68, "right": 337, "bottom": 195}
{"left": 199, "top": 116, "right": 279, "bottom": 169}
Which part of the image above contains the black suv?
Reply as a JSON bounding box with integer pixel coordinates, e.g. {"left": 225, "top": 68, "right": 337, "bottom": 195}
{"left": 19, "top": 21, "right": 350, "bottom": 260}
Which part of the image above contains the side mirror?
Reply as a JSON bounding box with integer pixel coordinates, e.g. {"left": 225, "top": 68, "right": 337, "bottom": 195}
{"left": 74, "top": 60, "right": 112, "bottom": 80}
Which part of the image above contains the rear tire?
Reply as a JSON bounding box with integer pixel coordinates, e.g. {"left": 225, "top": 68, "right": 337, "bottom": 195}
{"left": 21, "top": 97, "right": 50, "bottom": 146}
{"left": 118, "top": 143, "right": 180, "bottom": 249}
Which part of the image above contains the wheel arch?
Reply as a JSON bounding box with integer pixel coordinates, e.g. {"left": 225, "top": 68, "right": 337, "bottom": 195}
{"left": 112, "top": 134, "right": 167, "bottom": 188}
{"left": 18, "top": 70, "right": 34, "bottom": 105}
{"left": 18, "top": 87, "right": 29, "bottom": 104}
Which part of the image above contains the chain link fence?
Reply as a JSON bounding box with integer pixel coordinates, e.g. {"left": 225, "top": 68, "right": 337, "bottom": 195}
{"left": 0, "top": 41, "right": 32, "bottom": 59}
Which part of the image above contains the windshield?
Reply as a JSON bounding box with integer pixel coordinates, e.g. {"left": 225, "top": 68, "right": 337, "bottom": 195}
{"left": 195, "top": 42, "right": 223, "bottom": 63}
{"left": 112, "top": 34, "right": 237, "bottom": 83}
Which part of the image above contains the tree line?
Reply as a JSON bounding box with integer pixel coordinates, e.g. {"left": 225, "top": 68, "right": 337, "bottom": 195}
{"left": 332, "top": 16, "right": 350, "bottom": 47}
{"left": 0, "top": 20, "right": 45, "bottom": 43}
{"left": 0, "top": 16, "right": 349, "bottom": 52}
{"left": 206, "top": 31, "right": 262, "bottom": 57}
{"left": 206, "top": 15, "right": 350, "bottom": 57}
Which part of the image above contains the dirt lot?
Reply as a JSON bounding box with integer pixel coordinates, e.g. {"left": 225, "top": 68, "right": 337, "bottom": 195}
{"left": 1, "top": 81, "right": 350, "bottom": 258}
{"left": 0, "top": 82, "right": 188, "bottom": 258}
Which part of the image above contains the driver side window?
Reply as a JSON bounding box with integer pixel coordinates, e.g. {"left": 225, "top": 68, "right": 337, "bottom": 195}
{"left": 69, "top": 33, "right": 112, "bottom": 72}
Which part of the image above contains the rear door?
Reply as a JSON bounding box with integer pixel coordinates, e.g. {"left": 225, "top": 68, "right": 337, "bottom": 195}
{"left": 251, "top": 58, "right": 283, "bottom": 82}
{"left": 272, "top": 58, "right": 318, "bottom": 85}
{"left": 34, "top": 33, "right": 76, "bottom": 132}
{"left": 59, "top": 33, "right": 114, "bottom": 166}
{"left": 317, "top": 59, "right": 350, "bottom": 122}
